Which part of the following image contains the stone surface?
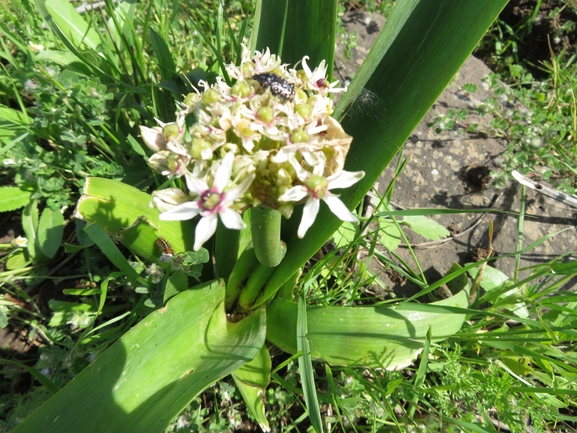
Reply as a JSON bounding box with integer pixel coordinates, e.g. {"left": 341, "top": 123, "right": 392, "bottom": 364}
{"left": 335, "top": 10, "right": 577, "bottom": 297}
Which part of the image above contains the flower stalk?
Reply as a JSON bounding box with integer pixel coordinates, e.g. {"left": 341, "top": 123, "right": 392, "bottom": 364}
{"left": 250, "top": 205, "right": 286, "bottom": 267}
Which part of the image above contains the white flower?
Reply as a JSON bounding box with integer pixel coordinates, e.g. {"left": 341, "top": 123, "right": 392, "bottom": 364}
{"left": 300, "top": 57, "right": 345, "bottom": 94}
{"left": 159, "top": 153, "right": 254, "bottom": 250}
{"left": 11, "top": 236, "right": 28, "bottom": 248}
{"left": 279, "top": 158, "right": 364, "bottom": 238}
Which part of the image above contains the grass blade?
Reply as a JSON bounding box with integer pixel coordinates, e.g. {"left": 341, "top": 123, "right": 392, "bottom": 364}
{"left": 297, "top": 295, "right": 324, "bottom": 433}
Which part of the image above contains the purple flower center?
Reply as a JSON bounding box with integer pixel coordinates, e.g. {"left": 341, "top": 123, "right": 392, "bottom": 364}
{"left": 199, "top": 188, "right": 225, "bottom": 213}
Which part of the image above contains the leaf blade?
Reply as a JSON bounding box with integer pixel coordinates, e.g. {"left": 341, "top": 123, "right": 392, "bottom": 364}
{"left": 12, "top": 282, "right": 267, "bottom": 433}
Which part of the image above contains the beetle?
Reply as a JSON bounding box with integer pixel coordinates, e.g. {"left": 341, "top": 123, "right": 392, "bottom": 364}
{"left": 252, "top": 73, "right": 295, "bottom": 102}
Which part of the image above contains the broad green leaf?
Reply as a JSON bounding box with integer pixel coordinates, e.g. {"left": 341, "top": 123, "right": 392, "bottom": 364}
{"left": 469, "top": 266, "right": 530, "bottom": 319}
{"left": 445, "top": 262, "right": 469, "bottom": 296}
{"left": 0, "top": 186, "right": 32, "bottom": 212}
{"left": 13, "top": 281, "right": 267, "bottom": 433}
{"left": 0, "top": 105, "right": 31, "bottom": 126}
{"left": 267, "top": 289, "right": 468, "bottom": 369}
{"left": 332, "top": 221, "right": 356, "bottom": 249}
{"left": 253, "top": 0, "right": 509, "bottom": 308}
{"left": 37, "top": 207, "right": 64, "bottom": 259}
{"left": 468, "top": 265, "right": 509, "bottom": 291}
{"left": 403, "top": 215, "right": 450, "bottom": 241}
{"left": 150, "top": 27, "right": 176, "bottom": 80}
{"left": 74, "top": 177, "right": 196, "bottom": 262}
{"left": 48, "top": 300, "right": 97, "bottom": 328}
{"left": 42, "top": 0, "right": 102, "bottom": 50}
{"left": 378, "top": 219, "right": 403, "bottom": 251}
{"left": 232, "top": 344, "right": 271, "bottom": 432}
{"left": 163, "top": 271, "right": 188, "bottom": 304}
{"left": 252, "top": 0, "right": 336, "bottom": 74}
{"left": 83, "top": 223, "right": 149, "bottom": 286}
{"left": 5, "top": 250, "right": 29, "bottom": 270}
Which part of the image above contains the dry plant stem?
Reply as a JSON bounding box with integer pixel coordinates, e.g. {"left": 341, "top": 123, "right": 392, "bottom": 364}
{"left": 469, "top": 219, "right": 494, "bottom": 304}
{"left": 512, "top": 170, "right": 577, "bottom": 208}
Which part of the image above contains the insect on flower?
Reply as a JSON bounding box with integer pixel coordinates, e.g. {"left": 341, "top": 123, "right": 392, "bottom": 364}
{"left": 156, "top": 237, "right": 174, "bottom": 256}
{"left": 252, "top": 73, "right": 295, "bottom": 102}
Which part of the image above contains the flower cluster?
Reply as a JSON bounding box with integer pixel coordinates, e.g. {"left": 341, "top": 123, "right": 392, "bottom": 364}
{"left": 141, "top": 46, "right": 364, "bottom": 251}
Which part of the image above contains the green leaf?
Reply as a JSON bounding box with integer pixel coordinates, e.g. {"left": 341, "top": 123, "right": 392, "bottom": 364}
{"left": 13, "top": 281, "right": 267, "bottom": 433}
{"left": 468, "top": 265, "right": 509, "bottom": 291}
{"left": 163, "top": 271, "right": 188, "bottom": 304}
{"left": 445, "top": 262, "right": 469, "bottom": 296}
{"left": 150, "top": 27, "right": 176, "bottom": 80}
{"left": 0, "top": 309, "right": 7, "bottom": 329}
{"left": 74, "top": 177, "right": 196, "bottom": 262}
{"left": 332, "top": 221, "right": 356, "bottom": 249}
{"left": 37, "top": 207, "right": 64, "bottom": 259}
{"left": 403, "top": 215, "right": 450, "bottom": 241}
{"left": 253, "top": 0, "right": 509, "bottom": 307}
{"left": 83, "top": 223, "right": 149, "bottom": 286}
{"left": 297, "top": 295, "right": 323, "bottom": 433}
{"left": 41, "top": 0, "right": 102, "bottom": 50}
{"left": 0, "top": 186, "right": 33, "bottom": 212}
{"left": 0, "top": 105, "right": 32, "bottom": 126}
{"left": 48, "top": 300, "right": 97, "bottom": 328}
{"left": 267, "top": 289, "right": 468, "bottom": 369}
{"left": 5, "top": 250, "right": 29, "bottom": 270}
{"left": 231, "top": 344, "right": 271, "bottom": 432}
{"left": 378, "top": 219, "right": 403, "bottom": 251}
{"left": 22, "top": 200, "right": 49, "bottom": 263}
{"left": 0, "top": 358, "right": 59, "bottom": 395}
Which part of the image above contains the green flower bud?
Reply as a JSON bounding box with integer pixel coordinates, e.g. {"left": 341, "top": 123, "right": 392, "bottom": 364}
{"left": 241, "top": 62, "right": 255, "bottom": 77}
{"left": 295, "top": 103, "right": 312, "bottom": 119}
{"left": 190, "top": 137, "right": 212, "bottom": 159}
{"left": 232, "top": 81, "right": 252, "bottom": 98}
{"left": 183, "top": 92, "right": 200, "bottom": 107}
{"left": 305, "top": 174, "right": 328, "bottom": 199}
{"left": 277, "top": 168, "right": 292, "bottom": 186}
{"left": 236, "top": 119, "right": 253, "bottom": 138}
{"left": 202, "top": 89, "right": 219, "bottom": 105}
{"left": 296, "top": 70, "right": 308, "bottom": 82}
{"left": 296, "top": 88, "right": 308, "bottom": 102}
{"left": 257, "top": 106, "right": 274, "bottom": 123}
{"left": 162, "top": 123, "right": 181, "bottom": 142}
{"left": 290, "top": 129, "right": 310, "bottom": 143}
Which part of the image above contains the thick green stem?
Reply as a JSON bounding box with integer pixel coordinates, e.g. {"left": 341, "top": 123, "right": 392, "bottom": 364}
{"left": 224, "top": 247, "right": 260, "bottom": 312}
{"left": 215, "top": 219, "right": 240, "bottom": 280}
{"left": 251, "top": 205, "right": 286, "bottom": 268}
{"left": 237, "top": 264, "right": 276, "bottom": 312}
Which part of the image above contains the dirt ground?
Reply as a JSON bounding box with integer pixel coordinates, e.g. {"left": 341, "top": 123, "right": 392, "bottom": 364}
{"left": 334, "top": 9, "right": 577, "bottom": 297}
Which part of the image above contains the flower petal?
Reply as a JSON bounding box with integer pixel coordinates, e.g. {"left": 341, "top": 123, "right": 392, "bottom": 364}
{"left": 160, "top": 201, "right": 201, "bottom": 221}
{"left": 298, "top": 198, "right": 320, "bottom": 238}
{"left": 327, "top": 170, "right": 365, "bottom": 190}
{"left": 219, "top": 207, "right": 246, "bottom": 230}
{"left": 323, "top": 195, "right": 358, "bottom": 222}
{"left": 279, "top": 186, "right": 309, "bottom": 203}
{"left": 214, "top": 152, "right": 234, "bottom": 192}
{"left": 226, "top": 173, "right": 255, "bottom": 202}
{"left": 194, "top": 214, "right": 218, "bottom": 251}
{"left": 185, "top": 173, "right": 209, "bottom": 196}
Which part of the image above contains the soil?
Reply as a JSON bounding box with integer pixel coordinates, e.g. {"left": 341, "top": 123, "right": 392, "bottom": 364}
{"left": 334, "top": 5, "right": 577, "bottom": 298}
{"left": 485, "top": 0, "right": 577, "bottom": 77}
